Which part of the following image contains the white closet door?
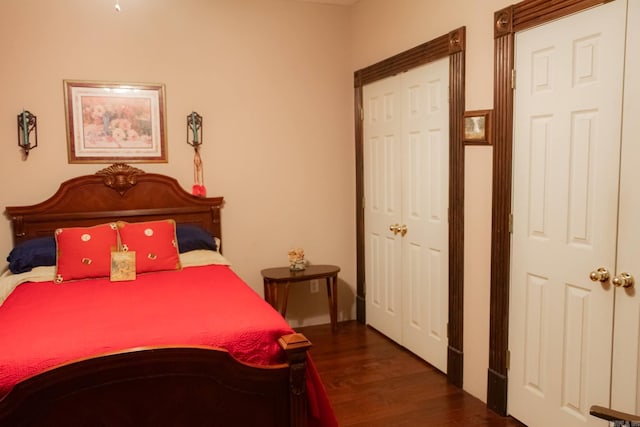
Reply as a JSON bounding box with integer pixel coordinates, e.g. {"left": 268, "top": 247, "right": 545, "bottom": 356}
{"left": 364, "top": 59, "right": 450, "bottom": 373}
{"left": 508, "top": 1, "right": 626, "bottom": 426}
{"left": 400, "top": 58, "right": 449, "bottom": 372}
{"left": 364, "top": 76, "right": 403, "bottom": 343}
{"left": 610, "top": 0, "right": 640, "bottom": 414}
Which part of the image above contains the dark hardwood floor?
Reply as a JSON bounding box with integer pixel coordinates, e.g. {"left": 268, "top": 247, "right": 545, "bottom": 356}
{"left": 298, "top": 321, "right": 525, "bottom": 427}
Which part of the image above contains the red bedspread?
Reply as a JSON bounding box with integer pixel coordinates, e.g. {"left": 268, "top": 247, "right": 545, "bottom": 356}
{"left": 0, "top": 265, "right": 337, "bottom": 426}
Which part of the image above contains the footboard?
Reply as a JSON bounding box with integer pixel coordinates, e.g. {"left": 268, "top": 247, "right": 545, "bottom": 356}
{"left": 0, "top": 333, "right": 312, "bottom": 427}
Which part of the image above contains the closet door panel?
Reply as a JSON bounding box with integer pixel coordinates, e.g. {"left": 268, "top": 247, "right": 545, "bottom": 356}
{"left": 611, "top": 0, "right": 640, "bottom": 413}
{"left": 401, "top": 59, "right": 449, "bottom": 372}
{"left": 364, "top": 76, "right": 403, "bottom": 343}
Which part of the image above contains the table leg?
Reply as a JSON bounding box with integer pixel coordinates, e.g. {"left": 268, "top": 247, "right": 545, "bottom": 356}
{"left": 281, "top": 282, "right": 290, "bottom": 318}
{"left": 325, "top": 274, "right": 338, "bottom": 331}
{"left": 264, "top": 279, "right": 277, "bottom": 310}
{"left": 264, "top": 279, "right": 270, "bottom": 305}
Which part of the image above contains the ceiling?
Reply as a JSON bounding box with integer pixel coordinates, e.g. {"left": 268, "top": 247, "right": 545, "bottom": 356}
{"left": 293, "top": 0, "right": 359, "bottom": 5}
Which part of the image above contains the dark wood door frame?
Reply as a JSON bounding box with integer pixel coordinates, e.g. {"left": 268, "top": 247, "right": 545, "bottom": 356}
{"left": 354, "top": 27, "right": 466, "bottom": 387}
{"left": 487, "top": 0, "right": 614, "bottom": 415}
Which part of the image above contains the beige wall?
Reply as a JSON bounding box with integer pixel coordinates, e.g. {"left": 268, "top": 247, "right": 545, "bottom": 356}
{"left": 0, "top": 0, "right": 356, "bottom": 325}
{"left": 350, "top": 0, "right": 512, "bottom": 402}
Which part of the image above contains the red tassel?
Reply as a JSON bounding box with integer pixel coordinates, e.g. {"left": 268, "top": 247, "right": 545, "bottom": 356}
{"left": 192, "top": 184, "right": 206, "bottom": 197}
{"left": 192, "top": 149, "right": 206, "bottom": 197}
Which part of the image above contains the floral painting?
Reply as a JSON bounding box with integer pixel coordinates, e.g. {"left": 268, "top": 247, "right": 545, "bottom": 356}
{"left": 64, "top": 81, "right": 167, "bottom": 163}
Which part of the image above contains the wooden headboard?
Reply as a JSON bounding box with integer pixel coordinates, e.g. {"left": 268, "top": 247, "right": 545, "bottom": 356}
{"left": 5, "top": 163, "right": 224, "bottom": 248}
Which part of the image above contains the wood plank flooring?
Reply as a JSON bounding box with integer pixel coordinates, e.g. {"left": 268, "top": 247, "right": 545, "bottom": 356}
{"left": 298, "top": 321, "right": 525, "bottom": 427}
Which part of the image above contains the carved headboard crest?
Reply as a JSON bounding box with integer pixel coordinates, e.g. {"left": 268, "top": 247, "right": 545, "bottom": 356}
{"left": 95, "top": 163, "right": 145, "bottom": 196}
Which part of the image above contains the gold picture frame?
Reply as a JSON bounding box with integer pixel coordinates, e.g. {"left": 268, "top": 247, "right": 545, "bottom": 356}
{"left": 64, "top": 80, "right": 167, "bottom": 163}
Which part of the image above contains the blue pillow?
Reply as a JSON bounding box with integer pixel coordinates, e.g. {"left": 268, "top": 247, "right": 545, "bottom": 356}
{"left": 7, "top": 236, "right": 57, "bottom": 274}
{"left": 176, "top": 224, "right": 217, "bottom": 253}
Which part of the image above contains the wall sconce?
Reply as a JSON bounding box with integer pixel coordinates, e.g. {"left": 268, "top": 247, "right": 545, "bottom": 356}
{"left": 187, "top": 111, "right": 202, "bottom": 150}
{"left": 186, "top": 111, "right": 206, "bottom": 197}
{"left": 17, "top": 109, "right": 38, "bottom": 158}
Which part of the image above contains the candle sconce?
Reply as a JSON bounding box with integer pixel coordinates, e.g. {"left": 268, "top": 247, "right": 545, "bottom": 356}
{"left": 187, "top": 111, "right": 202, "bottom": 150}
{"left": 17, "top": 110, "right": 38, "bottom": 158}
{"left": 186, "top": 111, "right": 206, "bottom": 197}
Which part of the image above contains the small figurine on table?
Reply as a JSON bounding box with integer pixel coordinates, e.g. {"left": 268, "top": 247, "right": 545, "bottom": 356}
{"left": 288, "top": 248, "right": 306, "bottom": 271}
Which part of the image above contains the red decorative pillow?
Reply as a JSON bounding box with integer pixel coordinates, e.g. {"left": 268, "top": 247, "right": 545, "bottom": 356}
{"left": 117, "top": 220, "right": 181, "bottom": 274}
{"left": 55, "top": 223, "right": 119, "bottom": 283}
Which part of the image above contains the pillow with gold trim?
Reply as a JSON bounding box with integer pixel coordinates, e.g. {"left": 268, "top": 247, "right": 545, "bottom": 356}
{"left": 55, "top": 223, "right": 119, "bottom": 283}
{"left": 117, "top": 220, "right": 181, "bottom": 274}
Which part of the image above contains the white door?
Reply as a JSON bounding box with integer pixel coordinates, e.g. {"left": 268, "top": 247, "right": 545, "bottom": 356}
{"left": 364, "top": 74, "right": 403, "bottom": 343}
{"left": 610, "top": 0, "right": 640, "bottom": 414}
{"left": 364, "top": 59, "right": 449, "bottom": 372}
{"left": 400, "top": 60, "right": 449, "bottom": 371}
{"left": 508, "top": 1, "right": 627, "bottom": 426}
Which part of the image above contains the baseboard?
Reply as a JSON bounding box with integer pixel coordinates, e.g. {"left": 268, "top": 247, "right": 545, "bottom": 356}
{"left": 447, "top": 345, "right": 463, "bottom": 388}
{"left": 487, "top": 368, "right": 508, "bottom": 416}
{"left": 356, "top": 294, "right": 366, "bottom": 323}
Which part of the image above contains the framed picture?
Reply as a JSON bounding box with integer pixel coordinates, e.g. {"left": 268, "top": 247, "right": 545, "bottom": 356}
{"left": 463, "top": 109, "right": 492, "bottom": 145}
{"left": 64, "top": 80, "right": 167, "bottom": 163}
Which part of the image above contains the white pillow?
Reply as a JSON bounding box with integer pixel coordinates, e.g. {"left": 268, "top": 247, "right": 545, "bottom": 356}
{"left": 0, "top": 266, "right": 56, "bottom": 307}
{"left": 179, "top": 249, "right": 231, "bottom": 268}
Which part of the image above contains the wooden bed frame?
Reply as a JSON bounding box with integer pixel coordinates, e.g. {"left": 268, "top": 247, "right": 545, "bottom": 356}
{"left": 0, "top": 163, "right": 312, "bottom": 427}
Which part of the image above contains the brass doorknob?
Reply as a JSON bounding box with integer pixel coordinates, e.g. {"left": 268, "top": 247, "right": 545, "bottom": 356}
{"left": 389, "top": 224, "right": 400, "bottom": 235}
{"left": 399, "top": 224, "right": 407, "bottom": 236}
{"left": 589, "top": 267, "right": 610, "bottom": 283}
{"left": 612, "top": 272, "right": 635, "bottom": 288}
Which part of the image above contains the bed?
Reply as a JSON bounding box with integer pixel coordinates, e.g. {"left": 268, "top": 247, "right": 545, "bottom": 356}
{"left": 0, "top": 163, "right": 337, "bottom": 427}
